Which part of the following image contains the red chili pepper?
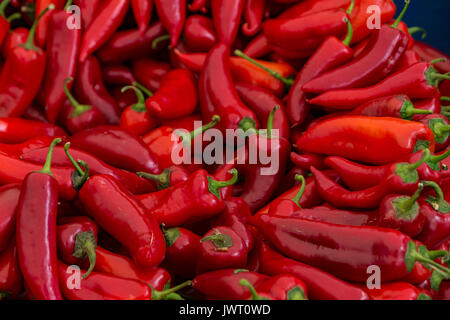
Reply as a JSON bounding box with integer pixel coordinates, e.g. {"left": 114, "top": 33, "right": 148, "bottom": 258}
{"left": 131, "top": 58, "right": 171, "bottom": 92}
{"left": 0, "top": 6, "right": 50, "bottom": 118}
{"left": 102, "top": 65, "right": 136, "bottom": 87}
{"left": 138, "top": 169, "right": 238, "bottom": 227}
{"left": 1, "top": 26, "right": 28, "bottom": 59}
{"left": 414, "top": 93, "right": 442, "bottom": 121}
{"left": 138, "top": 165, "right": 190, "bottom": 191}
{"left": 75, "top": 0, "right": 101, "bottom": 29}
{"left": 189, "top": 0, "right": 208, "bottom": 12}
{"left": 0, "top": 239, "right": 23, "bottom": 299}
{"left": 184, "top": 14, "right": 217, "bottom": 52}
{"left": 419, "top": 115, "right": 450, "bottom": 152}
{"left": 192, "top": 269, "right": 269, "bottom": 300}
{"left": 145, "top": 69, "right": 197, "bottom": 120}
{"left": 393, "top": 49, "right": 421, "bottom": 72}
{"left": 35, "top": 0, "right": 65, "bottom": 48}
{"left": 242, "top": 33, "right": 272, "bottom": 58}
{"left": 255, "top": 274, "right": 308, "bottom": 300}
{"left": 211, "top": 0, "right": 245, "bottom": 46}
{"left": 79, "top": 0, "right": 130, "bottom": 62}
{"left": 69, "top": 125, "right": 160, "bottom": 174}
{"left": 290, "top": 152, "right": 325, "bottom": 171}
{"left": 211, "top": 162, "right": 236, "bottom": 200}
{"left": 417, "top": 181, "right": 450, "bottom": 249}
{"left": 297, "top": 116, "right": 435, "bottom": 165}
{"left": 16, "top": 138, "right": 63, "bottom": 300}
{"left": 252, "top": 214, "right": 450, "bottom": 283}
{"left": 0, "top": 184, "right": 20, "bottom": 252}
{"left": 242, "top": 0, "right": 265, "bottom": 37}
{"left": 154, "top": 0, "right": 186, "bottom": 48}
{"left": 0, "top": 118, "right": 66, "bottom": 144}
{"left": 309, "top": 62, "right": 450, "bottom": 110}
{"left": 196, "top": 226, "right": 248, "bottom": 274}
{"left": 74, "top": 56, "right": 121, "bottom": 124}
{"left": 37, "top": 1, "right": 81, "bottom": 124}
{"left": 363, "top": 282, "right": 431, "bottom": 300}
{"left": 97, "top": 22, "right": 168, "bottom": 64}
{"left": 131, "top": 0, "right": 153, "bottom": 35}
{"left": 286, "top": 18, "right": 354, "bottom": 127}
{"left": 0, "top": 0, "right": 20, "bottom": 48}
{"left": 257, "top": 241, "right": 369, "bottom": 300}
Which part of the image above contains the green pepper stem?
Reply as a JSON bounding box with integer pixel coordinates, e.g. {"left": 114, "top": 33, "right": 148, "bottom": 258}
{"left": 137, "top": 168, "right": 171, "bottom": 190}
{"left": 266, "top": 106, "right": 279, "bottom": 138}
{"left": 189, "top": 115, "right": 220, "bottom": 141}
{"left": 132, "top": 81, "right": 153, "bottom": 97}
{"left": 392, "top": 0, "right": 410, "bottom": 29}
{"left": 342, "top": 18, "right": 354, "bottom": 46}
{"left": 64, "top": 142, "right": 85, "bottom": 176}
{"left": 431, "top": 73, "right": 450, "bottom": 81}
{"left": 396, "top": 182, "right": 423, "bottom": 212}
{"left": 0, "top": 0, "right": 11, "bottom": 17}
{"left": 200, "top": 230, "right": 232, "bottom": 251}
{"left": 6, "top": 12, "right": 21, "bottom": 22}
{"left": 64, "top": 78, "right": 92, "bottom": 118}
{"left": 400, "top": 100, "right": 432, "bottom": 119}
{"left": 427, "top": 250, "right": 449, "bottom": 260}
{"left": 151, "top": 280, "right": 192, "bottom": 300}
{"left": 35, "top": 138, "right": 61, "bottom": 176}
{"left": 442, "top": 97, "right": 450, "bottom": 102}
{"left": 406, "top": 148, "right": 431, "bottom": 171}
{"left": 64, "top": 0, "right": 73, "bottom": 10}
{"left": 209, "top": 168, "right": 238, "bottom": 190}
{"left": 430, "top": 58, "right": 446, "bottom": 64}
{"left": 346, "top": 0, "right": 355, "bottom": 15}
{"left": 239, "top": 279, "right": 266, "bottom": 300}
{"left": 22, "top": 4, "right": 55, "bottom": 51}
{"left": 291, "top": 175, "right": 306, "bottom": 208}
{"left": 428, "top": 148, "right": 450, "bottom": 164}
{"left": 423, "top": 180, "right": 445, "bottom": 202}
{"left": 122, "top": 85, "right": 146, "bottom": 113}
{"left": 234, "top": 49, "right": 294, "bottom": 87}
{"left": 152, "top": 34, "right": 171, "bottom": 49}
{"left": 408, "top": 26, "right": 427, "bottom": 39}
{"left": 73, "top": 231, "right": 97, "bottom": 280}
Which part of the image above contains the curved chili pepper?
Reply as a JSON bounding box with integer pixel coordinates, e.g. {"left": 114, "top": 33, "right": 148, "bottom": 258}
{"left": 138, "top": 169, "right": 238, "bottom": 227}
{"left": 290, "top": 152, "right": 325, "bottom": 171}
{"left": 0, "top": 118, "right": 65, "bottom": 144}
{"left": 132, "top": 0, "right": 153, "bottom": 35}
{"left": 16, "top": 138, "right": 63, "bottom": 300}
{"left": 35, "top": 0, "right": 65, "bottom": 48}
{"left": 70, "top": 125, "right": 160, "bottom": 174}
{"left": 0, "top": 184, "right": 20, "bottom": 252}
{"left": 154, "top": 0, "right": 185, "bottom": 47}
{"left": 192, "top": 269, "right": 269, "bottom": 300}
{"left": 235, "top": 83, "right": 290, "bottom": 140}
{"left": 97, "top": 22, "right": 168, "bottom": 64}
{"left": 286, "top": 19, "right": 354, "bottom": 127}
{"left": 257, "top": 241, "right": 369, "bottom": 300}
{"left": 1, "top": 26, "right": 28, "bottom": 59}
{"left": 132, "top": 58, "right": 171, "bottom": 92}
{"left": 378, "top": 183, "right": 426, "bottom": 237}
{"left": 145, "top": 69, "right": 197, "bottom": 120}
{"left": 0, "top": 0, "right": 20, "bottom": 47}
{"left": 242, "top": 33, "right": 272, "bottom": 58}
{"left": 255, "top": 274, "right": 308, "bottom": 300}
{"left": 0, "top": 239, "right": 23, "bottom": 299}
{"left": 75, "top": 0, "right": 101, "bottom": 29}
{"left": 211, "top": 0, "right": 245, "bottom": 46}
{"left": 79, "top": 0, "right": 130, "bottom": 62}
{"left": 102, "top": 65, "right": 136, "bottom": 87}
{"left": 196, "top": 226, "right": 248, "bottom": 274}
{"left": 349, "top": 94, "right": 432, "bottom": 120}
{"left": 419, "top": 115, "right": 450, "bottom": 152}
{"left": 297, "top": 116, "right": 435, "bottom": 165}
{"left": 309, "top": 62, "right": 450, "bottom": 109}
{"left": 138, "top": 165, "right": 190, "bottom": 191}
{"left": 267, "top": 175, "right": 305, "bottom": 217}
{"left": 363, "top": 282, "right": 431, "bottom": 300}
{"left": 252, "top": 214, "right": 450, "bottom": 283}
{"left": 242, "top": 0, "right": 265, "bottom": 37}
{"left": 184, "top": 15, "right": 217, "bottom": 52}
{"left": 0, "top": 5, "right": 50, "bottom": 118}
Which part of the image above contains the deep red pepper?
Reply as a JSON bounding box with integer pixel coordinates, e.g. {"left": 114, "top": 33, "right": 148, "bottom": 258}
{"left": 0, "top": 239, "right": 23, "bottom": 299}
{"left": 184, "top": 15, "right": 217, "bottom": 52}
{"left": 0, "top": 184, "right": 20, "bottom": 253}
{"left": 75, "top": 0, "right": 101, "bottom": 29}
{"left": 132, "top": 58, "right": 171, "bottom": 92}
{"left": 132, "top": 0, "right": 154, "bottom": 35}
{"left": 363, "top": 282, "right": 431, "bottom": 300}
{"left": 69, "top": 125, "right": 160, "bottom": 174}
{"left": 79, "top": 0, "right": 130, "bottom": 61}
{"left": 211, "top": 0, "right": 245, "bottom": 46}
{"left": 16, "top": 138, "right": 63, "bottom": 300}
{"left": 102, "top": 65, "right": 136, "bottom": 87}
{"left": 192, "top": 269, "right": 269, "bottom": 300}
{"left": 97, "top": 22, "right": 168, "bottom": 64}
{"left": 297, "top": 116, "right": 435, "bottom": 165}
{"left": 137, "top": 169, "right": 238, "bottom": 227}
{"left": 35, "top": 0, "right": 65, "bottom": 48}
{"left": 252, "top": 214, "right": 449, "bottom": 283}
{"left": 154, "top": 0, "right": 186, "bottom": 47}
{"left": 257, "top": 241, "right": 369, "bottom": 300}
{"left": 146, "top": 69, "right": 197, "bottom": 120}
{"left": 242, "top": 0, "right": 265, "bottom": 37}
{"left": 196, "top": 226, "right": 248, "bottom": 274}
{"left": 0, "top": 118, "right": 66, "bottom": 144}
{"left": 0, "top": 6, "right": 49, "bottom": 118}
{"left": 309, "top": 62, "right": 450, "bottom": 109}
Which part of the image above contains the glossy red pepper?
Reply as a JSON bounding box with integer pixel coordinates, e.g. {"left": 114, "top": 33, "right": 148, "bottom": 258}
{"left": 0, "top": 0, "right": 20, "bottom": 48}
{"left": 0, "top": 118, "right": 65, "bottom": 145}
{"left": 0, "top": 239, "right": 23, "bottom": 299}
{"left": 132, "top": 58, "right": 171, "bottom": 92}
{"left": 309, "top": 62, "right": 450, "bottom": 109}
{"left": 242, "top": 33, "right": 272, "bottom": 58}
{"left": 75, "top": 0, "right": 101, "bottom": 29}
{"left": 102, "top": 65, "right": 136, "bottom": 86}
{"left": 211, "top": 0, "right": 245, "bottom": 46}
{"left": 393, "top": 49, "right": 421, "bottom": 72}
{"left": 257, "top": 241, "right": 369, "bottom": 300}
{"left": 196, "top": 226, "right": 248, "bottom": 274}
{"left": 131, "top": 0, "right": 153, "bottom": 35}
{"left": 255, "top": 274, "right": 308, "bottom": 300}
{"left": 290, "top": 152, "right": 325, "bottom": 171}
{"left": 16, "top": 138, "right": 63, "bottom": 300}
{"left": 184, "top": 15, "right": 217, "bottom": 52}
{"left": 154, "top": 0, "right": 185, "bottom": 47}
{"left": 0, "top": 6, "right": 49, "bottom": 118}
{"left": 242, "top": 0, "right": 265, "bottom": 37}
{"left": 97, "top": 22, "right": 168, "bottom": 64}
{"left": 35, "top": 0, "right": 65, "bottom": 48}
{"left": 0, "top": 184, "right": 20, "bottom": 252}
{"left": 414, "top": 93, "right": 442, "bottom": 121}
{"left": 79, "top": 0, "right": 130, "bottom": 62}
{"left": 297, "top": 116, "right": 435, "bottom": 165}
{"left": 363, "top": 282, "right": 431, "bottom": 300}
{"left": 1, "top": 26, "right": 28, "bottom": 59}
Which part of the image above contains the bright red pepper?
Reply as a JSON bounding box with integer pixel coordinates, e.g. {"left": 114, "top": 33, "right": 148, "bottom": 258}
{"left": 131, "top": 0, "right": 153, "bottom": 35}
{"left": 79, "top": 0, "right": 130, "bottom": 62}
{"left": 1, "top": 26, "right": 28, "bottom": 59}
{"left": 0, "top": 184, "right": 20, "bottom": 252}
{"left": 16, "top": 138, "right": 63, "bottom": 300}
{"left": 0, "top": 118, "right": 66, "bottom": 144}
{"left": 412, "top": 40, "right": 450, "bottom": 75}
{"left": 211, "top": 0, "right": 245, "bottom": 46}
{"left": 0, "top": 239, "right": 23, "bottom": 299}
{"left": 242, "top": 33, "right": 272, "bottom": 58}
{"left": 154, "top": 0, "right": 186, "bottom": 47}
{"left": 290, "top": 152, "right": 325, "bottom": 171}
{"left": 35, "top": 0, "right": 65, "bottom": 48}
{"left": 184, "top": 15, "right": 217, "bottom": 52}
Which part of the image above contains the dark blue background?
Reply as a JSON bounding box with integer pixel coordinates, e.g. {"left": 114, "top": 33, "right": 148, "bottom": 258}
{"left": 394, "top": 0, "right": 450, "bottom": 54}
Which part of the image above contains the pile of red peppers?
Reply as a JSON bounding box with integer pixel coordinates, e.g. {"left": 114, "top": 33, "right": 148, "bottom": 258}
{"left": 0, "top": 0, "right": 449, "bottom": 301}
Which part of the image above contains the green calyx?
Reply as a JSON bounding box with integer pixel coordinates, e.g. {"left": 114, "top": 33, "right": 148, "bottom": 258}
{"left": 34, "top": 138, "right": 62, "bottom": 176}
{"left": 72, "top": 231, "right": 97, "bottom": 280}
{"left": 425, "top": 65, "right": 450, "bottom": 88}
{"left": 287, "top": 286, "right": 307, "bottom": 300}
{"left": 413, "top": 140, "right": 431, "bottom": 153}
{"left": 425, "top": 148, "right": 450, "bottom": 171}
{"left": 21, "top": 4, "right": 55, "bottom": 51}
{"left": 64, "top": 142, "right": 90, "bottom": 190}
{"left": 392, "top": 182, "right": 423, "bottom": 221}
{"left": 150, "top": 280, "right": 192, "bottom": 300}
{"left": 64, "top": 78, "right": 92, "bottom": 118}
{"left": 238, "top": 117, "right": 257, "bottom": 133}
{"left": 399, "top": 100, "right": 432, "bottom": 120}
{"left": 291, "top": 175, "right": 306, "bottom": 208}
{"left": 234, "top": 49, "right": 294, "bottom": 87}
{"left": 427, "top": 118, "right": 450, "bottom": 144}
{"left": 391, "top": 0, "right": 410, "bottom": 29}
{"left": 395, "top": 149, "right": 430, "bottom": 184}
{"left": 162, "top": 227, "right": 181, "bottom": 247}
{"left": 423, "top": 180, "right": 450, "bottom": 214}
{"left": 200, "top": 229, "right": 233, "bottom": 251}
{"left": 207, "top": 168, "right": 238, "bottom": 200}
{"left": 137, "top": 168, "right": 172, "bottom": 190}
{"left": 417, "top": 293, "right": 432, "bottom": 300}
{"left": 239, "top": 279, "right": 270, "bottom": 300}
